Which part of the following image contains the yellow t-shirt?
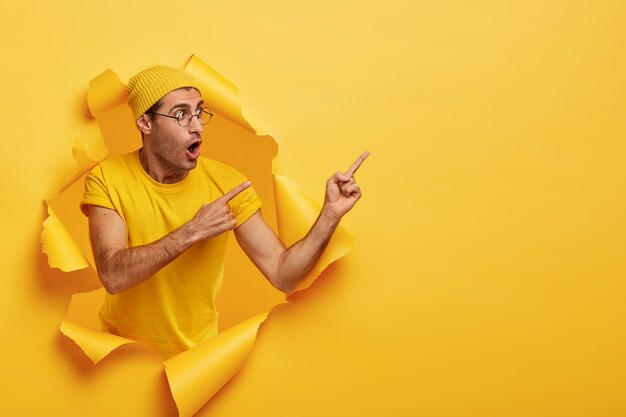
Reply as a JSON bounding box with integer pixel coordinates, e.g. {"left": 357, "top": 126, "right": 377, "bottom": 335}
{"left": 80, "top": 150, "right": 262, "bottom": 360}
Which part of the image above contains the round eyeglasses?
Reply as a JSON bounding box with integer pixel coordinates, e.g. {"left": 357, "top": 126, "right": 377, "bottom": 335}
{"left": 147, "top": 108, "right": 214, "bottom": 127}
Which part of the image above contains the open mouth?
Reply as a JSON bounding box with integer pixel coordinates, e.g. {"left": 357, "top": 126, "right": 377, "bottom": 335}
{"left": 188, "top": 142, "right": 200, "bottom": 153}
{"left": 186, "top": 141, "right": 201, "bottom": 159}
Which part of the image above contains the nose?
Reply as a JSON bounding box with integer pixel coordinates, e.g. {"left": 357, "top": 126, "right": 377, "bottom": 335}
{"left": 188, "top": 114, "right": 204, "bottom": 134}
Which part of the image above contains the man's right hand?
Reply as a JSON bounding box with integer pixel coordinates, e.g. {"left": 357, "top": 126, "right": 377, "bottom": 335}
{"left": 186, "top": 181, "right": 252, "bottom": 242}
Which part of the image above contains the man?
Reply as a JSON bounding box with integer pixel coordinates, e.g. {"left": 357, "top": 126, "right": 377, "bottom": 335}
{"left": 81, "top": 65, "right": 368, "bottom": 360}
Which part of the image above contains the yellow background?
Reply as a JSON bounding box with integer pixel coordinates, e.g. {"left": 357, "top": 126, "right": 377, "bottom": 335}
{"left": 1, "top": 1, "right": 625, "bottom": 416}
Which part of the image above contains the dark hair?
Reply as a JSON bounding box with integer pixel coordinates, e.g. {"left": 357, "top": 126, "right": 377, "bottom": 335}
{"left": 145, "top": 98, "right": 164, "bottom": 120}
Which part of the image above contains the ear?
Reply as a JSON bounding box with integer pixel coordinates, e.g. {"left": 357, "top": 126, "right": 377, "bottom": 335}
{"left": 136, "top": 114, "right": 153, "bottom": 135}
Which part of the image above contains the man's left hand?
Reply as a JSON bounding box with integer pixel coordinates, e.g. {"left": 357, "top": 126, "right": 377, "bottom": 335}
{"left": 324, "top": 151, "right": 370, "bottom": 220}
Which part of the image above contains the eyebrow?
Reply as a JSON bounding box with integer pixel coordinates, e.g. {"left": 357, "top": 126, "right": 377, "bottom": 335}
{"left": 167, "top": 99, "right": 205, "bottom": 114}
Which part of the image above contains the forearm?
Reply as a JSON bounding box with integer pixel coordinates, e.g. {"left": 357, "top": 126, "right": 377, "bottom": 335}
{"left": 273, "top": 206, "right": 340, "bottom": 293}
{"left": 235, "top": 153, "right": 367, "bottom": 293}
{"left": 273, "top": 151, "right": 368, "bottom": 292}
{"left": 94, "top": 223, "right": 197, "bottom": 294}
{"left": 90, "top": 183, "right": 250, "bottom": 294}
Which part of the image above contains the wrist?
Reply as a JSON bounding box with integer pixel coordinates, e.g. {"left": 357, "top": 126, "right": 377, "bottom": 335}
{"left": 320, "top": 204, "right": 342, "bottom": 226}
{"left": 176, "top": 220, "right": 200, "bottom": 247}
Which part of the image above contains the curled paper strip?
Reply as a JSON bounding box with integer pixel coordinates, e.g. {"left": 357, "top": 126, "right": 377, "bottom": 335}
{"left": 60, "top": 320, "right": 140, "bottom": 363}
{"left": 42, "top": 55, "right": 355, "bottom": 416}
{"left": 185, "top": 56, "right": 254, "bottom": 132}
{"left": 273, "top": 174, "right": 354, "bottom": 295}
{"left": 41, "top": 206, "right": 90, "bottom": 272}
{"left": 165, "top": 312, "right": 269, "bottom": 417}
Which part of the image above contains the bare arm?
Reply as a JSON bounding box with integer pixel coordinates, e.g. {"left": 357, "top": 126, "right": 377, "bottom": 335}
{"left": 88, "top": 181, "right": 251, "bottom": 294}
{"left": 235, "top": 152, "right": 369, "bottom": 293}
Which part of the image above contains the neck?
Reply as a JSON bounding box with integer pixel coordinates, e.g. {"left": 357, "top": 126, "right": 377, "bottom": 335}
{"left": 139, "top": 148, "right": 188, "bottom": 184}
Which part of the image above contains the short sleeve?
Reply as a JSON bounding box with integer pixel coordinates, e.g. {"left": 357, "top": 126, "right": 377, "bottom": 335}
{"left": 80, "top": 164, "right": 115, "bottom": 216}
{"left": 230, "top": 184, "right": 263, "bottom": 227}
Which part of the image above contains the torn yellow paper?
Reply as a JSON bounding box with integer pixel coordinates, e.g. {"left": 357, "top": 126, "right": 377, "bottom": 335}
{"left": 46, "top": 172, "right": 96, "bottom": 268}
{"left": 43, "top": 55, "right": 356, "bottom": 416}
{"left": 41, "top": 206, "right": 90, "bottom": 272}
{"left": 185, "top": 55, "right": 254, "bottom": 132}
{"left": 273, "top": 174, "right": 355, "bottom": 294}
{"left": 68, "top": 139, "right": 100, "bottom": 184}
{"left": 86, "top": 69, "right": 128, "bottom": 117}
{"left": 165, "top": 311, "right": 269, "bottom": 417}
{"left": 60, "top": 320, "right": 144, "bottom": 364}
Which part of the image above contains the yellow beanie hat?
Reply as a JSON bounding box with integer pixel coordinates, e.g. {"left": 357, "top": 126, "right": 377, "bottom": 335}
{"left": 127, "top": 65, "right": 202, "bottom": 120}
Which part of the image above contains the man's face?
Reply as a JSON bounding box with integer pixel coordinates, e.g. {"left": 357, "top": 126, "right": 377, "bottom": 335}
{"left": 143, "top": 88, "right": 204, "bottom": 180}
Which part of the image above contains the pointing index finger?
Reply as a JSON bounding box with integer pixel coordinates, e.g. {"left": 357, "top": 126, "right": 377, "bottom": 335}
{"left": 220, "top": 181, "right": 251, "bottom": 203}
{"left": 346, "top": 151, "right": 371, "bottom": 176}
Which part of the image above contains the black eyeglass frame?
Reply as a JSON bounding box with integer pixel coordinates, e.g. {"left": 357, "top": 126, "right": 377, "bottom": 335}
{"left": 146, "top": 108, "right": 214, "bottom": 127}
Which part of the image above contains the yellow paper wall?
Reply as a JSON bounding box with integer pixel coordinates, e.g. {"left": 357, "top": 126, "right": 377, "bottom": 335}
{"left": 2, "top": 1, "right": 625, "bottom": 416}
